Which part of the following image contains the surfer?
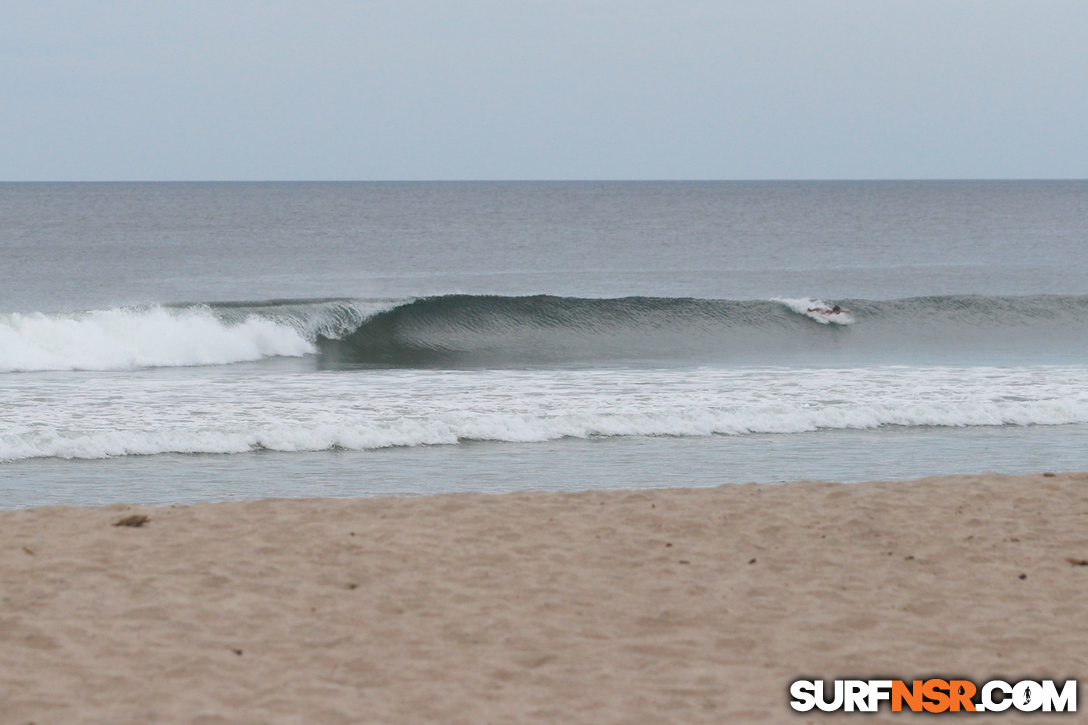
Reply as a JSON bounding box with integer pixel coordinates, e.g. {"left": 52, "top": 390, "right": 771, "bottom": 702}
{"left": 807, "top": 304, "right": 850, "bottom": 314}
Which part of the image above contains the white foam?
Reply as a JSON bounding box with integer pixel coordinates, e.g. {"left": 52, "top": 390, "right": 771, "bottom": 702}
{"left": 4, "top": 365, "right": 1088, "bottom": 461}
{"left": 0, "top": 307, "right": 315, "bottom": 372}
{"left": 774, "top": 297, "right": 855, "bottom": 325}
{"left": 4, "top": 399, "right": 1088, "bottom": 462}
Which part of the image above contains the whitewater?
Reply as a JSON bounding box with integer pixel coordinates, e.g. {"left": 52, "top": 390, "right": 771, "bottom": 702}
{"left": 4, "top": 363, "right": 1088, "bottom": 463}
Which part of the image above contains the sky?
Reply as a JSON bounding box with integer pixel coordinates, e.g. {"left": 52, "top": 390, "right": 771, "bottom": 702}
{"left": 2, "top": 0, "right": 1086, "bottom": 181}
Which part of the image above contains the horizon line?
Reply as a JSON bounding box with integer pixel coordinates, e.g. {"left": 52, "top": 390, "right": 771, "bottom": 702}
{"left": 2, "top": 178, "right": 1086, "bottom": 184}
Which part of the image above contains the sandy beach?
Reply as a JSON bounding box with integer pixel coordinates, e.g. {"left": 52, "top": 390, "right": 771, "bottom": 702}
{"left": 1, "top": 472, "right": 1086, "bottom": 724}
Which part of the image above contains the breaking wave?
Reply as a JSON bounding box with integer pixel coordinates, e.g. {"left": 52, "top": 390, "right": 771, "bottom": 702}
{"left": 3, "top": 294, "right": 1088, "bottom": 372}
{"left": 316, "top": 293, "right": 1088, "bottom": 366}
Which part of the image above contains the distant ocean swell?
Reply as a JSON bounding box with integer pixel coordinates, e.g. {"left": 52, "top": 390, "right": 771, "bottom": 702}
{"left": 3, "top": 294, "right": 1088, "bottom": 372}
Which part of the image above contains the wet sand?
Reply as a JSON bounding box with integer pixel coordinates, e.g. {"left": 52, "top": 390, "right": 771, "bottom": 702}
{"left": 1, "top": 472, "right": 1086, "bottom": 723}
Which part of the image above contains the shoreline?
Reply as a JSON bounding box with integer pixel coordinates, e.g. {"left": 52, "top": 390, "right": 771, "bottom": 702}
{"left": 2, "top": 472, "right": 1086, "bottom": 723}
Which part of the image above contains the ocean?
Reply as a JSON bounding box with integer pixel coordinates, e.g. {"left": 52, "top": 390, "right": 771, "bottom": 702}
{"left": 2, "top": 181, "right": 1087, "bottom": 508}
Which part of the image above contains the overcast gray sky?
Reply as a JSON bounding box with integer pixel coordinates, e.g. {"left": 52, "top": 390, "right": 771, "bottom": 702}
{"left": 2, "top": 0, "right": 1085, "bottom": 180}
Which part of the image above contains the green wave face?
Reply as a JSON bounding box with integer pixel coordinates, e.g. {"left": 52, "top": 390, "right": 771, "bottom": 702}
{"left": 292, "top": 294, "right": 1088, "bottom": 368}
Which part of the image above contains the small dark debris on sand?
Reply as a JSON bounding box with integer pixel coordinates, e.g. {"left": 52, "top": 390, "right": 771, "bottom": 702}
{"left": 113, "top": 515, "right": 150, "bottom": 528}
{"left": 1068, "top": 558, "right": 1088, "bottom": 567}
